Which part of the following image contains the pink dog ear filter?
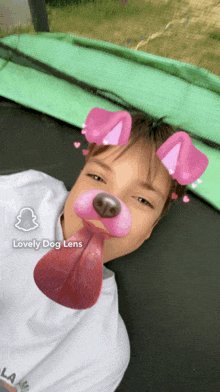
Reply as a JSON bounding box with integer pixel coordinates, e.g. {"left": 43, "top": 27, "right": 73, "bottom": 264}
{"left": 34, "top": 109, "right": 209, "bottom": 310}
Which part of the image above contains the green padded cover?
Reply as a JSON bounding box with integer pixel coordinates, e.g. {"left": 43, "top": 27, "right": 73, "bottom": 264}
{"left": 0, "top": 32, "right": 219, "bottom": 210}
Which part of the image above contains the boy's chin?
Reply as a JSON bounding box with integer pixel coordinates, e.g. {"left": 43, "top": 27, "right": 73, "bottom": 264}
{"left": 102, "top": 241, "right": 128, "bottom": 264}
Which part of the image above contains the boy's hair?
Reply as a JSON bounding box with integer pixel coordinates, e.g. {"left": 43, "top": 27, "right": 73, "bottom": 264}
{"left": 83, "top": 112, "right": 187, "bottom": 226}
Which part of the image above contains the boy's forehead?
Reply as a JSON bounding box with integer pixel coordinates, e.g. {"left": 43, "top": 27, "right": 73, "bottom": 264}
{"left": 94, "top": 139, "right": 159, "bottom": 166}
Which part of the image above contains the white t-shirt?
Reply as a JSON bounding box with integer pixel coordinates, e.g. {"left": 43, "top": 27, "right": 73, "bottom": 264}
{"left": 0, "top": 169, "right": 130, "bottom": 392}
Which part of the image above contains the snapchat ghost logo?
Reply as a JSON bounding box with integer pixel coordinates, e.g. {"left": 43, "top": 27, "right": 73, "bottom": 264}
{"left": 15, "top": 208, "right": 39, "bottom": 232}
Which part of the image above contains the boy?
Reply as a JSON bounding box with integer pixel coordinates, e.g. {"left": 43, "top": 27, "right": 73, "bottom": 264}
{"left": 61, "top": 114, "right": 186, "bottom": 264}
{"left": 0, "top": 112, "right": 186, "bottom": 392}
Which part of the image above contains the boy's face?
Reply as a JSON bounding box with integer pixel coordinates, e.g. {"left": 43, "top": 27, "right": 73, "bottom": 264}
{"left": 61, "top": 140, "right": 170, "bottom": 264}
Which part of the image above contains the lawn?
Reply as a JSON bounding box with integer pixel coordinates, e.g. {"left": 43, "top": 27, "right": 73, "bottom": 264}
{"left": 0, "top": 0, "right": 220, "bottom": 76}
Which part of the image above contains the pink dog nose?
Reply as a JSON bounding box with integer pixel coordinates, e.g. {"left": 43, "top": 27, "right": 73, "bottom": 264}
{"left": 74, "top": 190, "right": 132, "bottom": 237}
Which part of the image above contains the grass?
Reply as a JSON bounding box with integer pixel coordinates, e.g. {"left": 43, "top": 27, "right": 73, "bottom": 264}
{"left": 0, "top": 0, "right": 219, "bottom": 76}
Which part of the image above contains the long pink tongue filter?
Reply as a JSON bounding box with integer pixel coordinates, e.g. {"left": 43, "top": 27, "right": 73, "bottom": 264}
{"left": 33, "top": 190, "right": 132, "bottom": 310}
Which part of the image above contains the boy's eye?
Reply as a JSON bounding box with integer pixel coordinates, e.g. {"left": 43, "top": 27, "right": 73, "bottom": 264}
{"left": 136, "top": 197, "right": 153, "bottom": 208}
{"left": 87, "top": 174, "right": 104, "bottom": 183}
{"left": 86, "top": 174, "right": 154, "bottom": 209}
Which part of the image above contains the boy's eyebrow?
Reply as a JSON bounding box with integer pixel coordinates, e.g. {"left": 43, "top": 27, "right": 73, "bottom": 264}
{"left": 89, "top": 158, "right": 112, "bottom": 172}
{"left": 88, "top": 158, "right": 166, "bottom": 201}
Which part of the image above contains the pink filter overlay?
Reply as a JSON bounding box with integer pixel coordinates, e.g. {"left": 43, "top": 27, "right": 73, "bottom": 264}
{"left": 34, "top": 190, "right": 132, "bottom": 310}
{"left": 156, "top": 131, "right": 209, "bottom": 185}
{"left": 82, "top": 108, "right": 132, "bottom": 146}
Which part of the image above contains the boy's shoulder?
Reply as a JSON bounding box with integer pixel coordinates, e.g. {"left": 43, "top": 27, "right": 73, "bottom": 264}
{"left": 0, "top": 170, "right": 69, "bottom": 246}
{"left": 0, "top": 169, "right": 68, "bottom": 212}
{"left": 0, "top": 169, "right": 68, "bottom": 195}
{"left": 0, "top": 169, "right": 64, "bottom": 187}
